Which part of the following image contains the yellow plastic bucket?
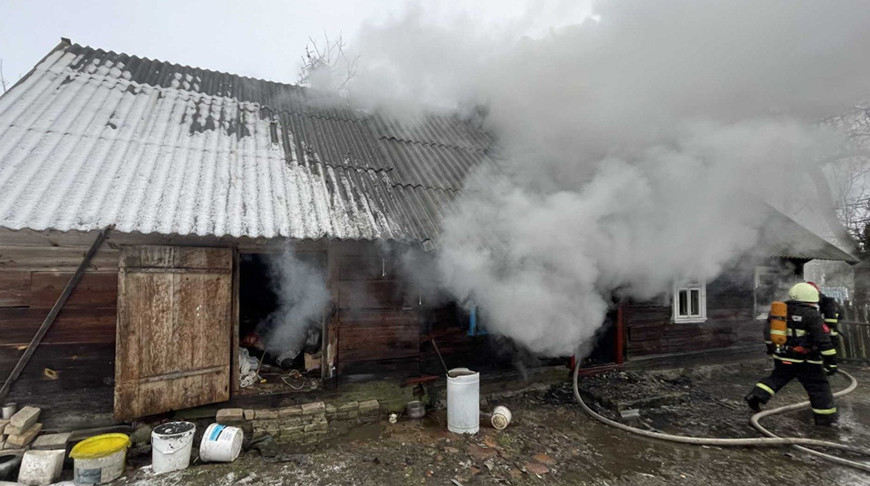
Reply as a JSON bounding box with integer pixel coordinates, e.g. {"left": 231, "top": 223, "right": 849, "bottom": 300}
{"left": 70, "top": 433, "right": 130, "bottom": 484}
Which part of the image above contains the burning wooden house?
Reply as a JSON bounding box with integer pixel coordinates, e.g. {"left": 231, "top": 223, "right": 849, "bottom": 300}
{"left": 0, "top": 39, "right": 857, "bottom": 425}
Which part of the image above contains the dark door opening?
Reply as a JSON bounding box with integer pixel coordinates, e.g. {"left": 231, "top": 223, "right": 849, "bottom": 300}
{"left": 237, "top": 253, "right": 323, "bottom": 396}
{"left": 581, "top": 309, "right": 620, "bottom": 367}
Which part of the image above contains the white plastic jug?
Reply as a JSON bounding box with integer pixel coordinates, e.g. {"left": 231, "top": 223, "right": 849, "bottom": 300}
{"left": 447, "top": 368, "right": 480, "bottom": 434}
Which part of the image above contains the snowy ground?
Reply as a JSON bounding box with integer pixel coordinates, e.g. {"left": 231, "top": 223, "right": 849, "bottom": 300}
{"left": 98, "top": 360, "right": 870, "bottom": 485}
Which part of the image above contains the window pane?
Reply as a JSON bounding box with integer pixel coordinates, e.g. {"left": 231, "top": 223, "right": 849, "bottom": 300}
{"left": 679, "top": 290, "right": 688, "bottom": 316}
{"left": 690, "top": 289, "right": 700, "bottom": 316}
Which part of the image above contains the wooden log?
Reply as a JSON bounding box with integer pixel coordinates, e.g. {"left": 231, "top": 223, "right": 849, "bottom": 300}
{"left": 0, "top": 307, "right": 116, "bottom": 346}
{"left": 338, "top": 254, "right": 393, "bottom": 281}
{"left": 30, "top": 272, "right": 117, "bottom": 308}
{"left": 0, "top": 246, "right": 118, "bottom": 272}
{"left": 338, "top": 309, "right": 420, "bottom": 363}
{"left": 0, "top": 271, "right": 31, "bottom": 307}
{"left": 336, "top": 280, "right": 412, "bottom": 309}
{"left": 0, "top": 343, "right": 115, "bottom": 391}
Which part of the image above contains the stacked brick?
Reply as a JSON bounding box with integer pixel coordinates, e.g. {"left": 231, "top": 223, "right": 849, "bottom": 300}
{"left": 1, "top": 406, "right": 42, "bottom": 449}
{"left": 215, "top": 399, "right": 380, "bottom": 446}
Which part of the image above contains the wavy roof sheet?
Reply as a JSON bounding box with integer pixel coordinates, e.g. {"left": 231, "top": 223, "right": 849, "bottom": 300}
{"left": 0, "top": 41, "right": 854, "bottom": 262}
{"left": 757, "top": 207, "right": 858, "bottom": 263}
{"left": 0, "top": 41, "right": 492, "bottom": 242}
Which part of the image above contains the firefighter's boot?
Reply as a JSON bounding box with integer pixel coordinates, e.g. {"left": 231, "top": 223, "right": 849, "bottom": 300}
{"left": 744, "top": 393, "right": 762, "bottom": 412}
{"left": 814, "top": 413, "right": 839, "bottom": 427}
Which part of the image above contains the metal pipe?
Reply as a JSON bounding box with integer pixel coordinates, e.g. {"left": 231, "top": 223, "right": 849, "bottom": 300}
{"left": 430, "top": 337, "right": 449, "bottom": 374}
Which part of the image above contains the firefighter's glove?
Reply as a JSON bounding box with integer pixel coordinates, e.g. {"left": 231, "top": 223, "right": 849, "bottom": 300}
{"left": 765, "top": 343, "right": 775, "bottom": 355}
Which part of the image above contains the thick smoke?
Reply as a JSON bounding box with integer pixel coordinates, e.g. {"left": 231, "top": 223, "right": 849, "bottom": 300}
{"left": 347, "top": 1, "right": 870, "bottom": 356}
{"left": 260, "top": 246, "right": 330, "bottom": 356}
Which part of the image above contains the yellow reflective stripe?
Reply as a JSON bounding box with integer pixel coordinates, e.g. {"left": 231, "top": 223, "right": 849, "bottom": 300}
{"left": 812, "top": 407, "right": 837, "bottom": 415}
{"left": 755, "top": 383, "right": 775, "bottom": 396}
{"left": 780, "top": 329, "right": 807, "bottom": 337}
{"left": 830, "top": 331, "right": 839, "bottom": 336}
{"left": 773, "top": 355, "right": 804, "bottom": 363}
{"left": 806, "top": 360, "right": 823, "bottom": 364}
{"left": 824, "top": 318, "right": 838, "bottom": 323}
{"left": 820, "top": 348, "right": 837, "bottom": 356}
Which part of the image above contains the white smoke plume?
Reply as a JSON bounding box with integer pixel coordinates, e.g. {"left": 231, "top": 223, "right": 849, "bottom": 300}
{"left": 346, "top": 1, "right": 870, "bottom": 356}
{"left": 260, "top": 246, "right": 330, "bottom": 355}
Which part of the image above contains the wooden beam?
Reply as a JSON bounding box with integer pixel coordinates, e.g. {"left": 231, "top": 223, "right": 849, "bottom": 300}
{"left": 231, "top": 247, "right": 240, "bottom": 395}
{"left": 0, "top": 227, "right": 111, "bottom": 403}
{"left": 615, "top": 303, "right": 625, "bottom": 365}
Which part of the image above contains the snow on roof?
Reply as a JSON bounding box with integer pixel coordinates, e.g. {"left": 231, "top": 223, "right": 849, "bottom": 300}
{"left": 0, "top": 41, "right": 853, "bottom": 263}
{"left": 756, "top": 205, "right": 858, "bottom": 263}
{"left": 0, "top": 41, "right": 493, "bottom": 242}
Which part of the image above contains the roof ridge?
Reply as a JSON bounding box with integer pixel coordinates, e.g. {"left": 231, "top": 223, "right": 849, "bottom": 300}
{"left": 58, "top": 54, "right": 371, "bottom": 122}
{"left": 70, "top": 42, "right": 305, "bottom": 91}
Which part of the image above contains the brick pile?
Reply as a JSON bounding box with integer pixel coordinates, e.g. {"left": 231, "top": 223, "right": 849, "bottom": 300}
{"left": 2, "top": 406, "right": 42, "bottom": 449}
{"left": 215, "top": 399, "right": 380, "bottom": 445}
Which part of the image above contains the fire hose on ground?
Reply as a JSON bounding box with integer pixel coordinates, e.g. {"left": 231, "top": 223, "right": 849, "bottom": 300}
{"left": 572, "top": 361, "right": 870, "bottom": 473}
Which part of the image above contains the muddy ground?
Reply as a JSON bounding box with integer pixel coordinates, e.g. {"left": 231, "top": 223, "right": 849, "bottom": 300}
{"left": 112, "top": 359, "right": 870, "bottom": 485}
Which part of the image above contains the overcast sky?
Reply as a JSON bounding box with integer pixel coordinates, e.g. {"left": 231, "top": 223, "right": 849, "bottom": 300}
{"left": 0, "top": 0, "right": 589, "bottom": 86}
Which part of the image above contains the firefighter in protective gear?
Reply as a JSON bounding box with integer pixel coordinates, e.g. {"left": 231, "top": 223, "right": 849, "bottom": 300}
{"left": 807, "top": 282, "right": 841, "bottom": 350}
{"left": 745, "top": 283, "right": 839, "bottom": 426}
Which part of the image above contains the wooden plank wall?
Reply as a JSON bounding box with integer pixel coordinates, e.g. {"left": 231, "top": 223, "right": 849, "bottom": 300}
{"left": 418, "top": 305, "right": 522, "bottom": 375}
{"left": 0, "top": 243, "right": 119, "bottom": 426}
{"left": 626, "top": 268, "right": 760, "bottom": 359}
{"left": 328, "top": 241, "right": 421, "bottom": 378}
{"left": 838, "top": 321, "right": 870, "bottom": 362}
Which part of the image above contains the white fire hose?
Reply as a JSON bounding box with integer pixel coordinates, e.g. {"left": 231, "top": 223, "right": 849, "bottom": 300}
{"left": 572, "top": 362, "right": 870, "bottom": 473}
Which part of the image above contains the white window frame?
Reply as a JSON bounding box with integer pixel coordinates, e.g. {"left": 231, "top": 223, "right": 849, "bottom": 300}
{"left": 672, "top": 279, "right": 707, "bottom": 323}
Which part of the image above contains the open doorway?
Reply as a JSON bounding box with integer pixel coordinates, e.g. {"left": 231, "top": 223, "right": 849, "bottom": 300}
{"left": 236, "top": 252, "right": 326, "bottom": 396}
{"left": 581, "top": 309, "right": 619, "bottom": 366}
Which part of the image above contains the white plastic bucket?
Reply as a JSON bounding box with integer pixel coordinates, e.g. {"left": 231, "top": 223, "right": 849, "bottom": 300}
{"left": 1, "top": 402, "right": 16, "bottom": 420}
{"left": 491, "top": 405, "right": 512, "bottom": 430}
{"left": 18, "top": 449, "right": 64, "bottom": 485}
{"left": 72, "top": 449, "right": 126, "bottom": 484}
{"left": 151, "top": 422, "right": 196, "bottom": 475}
{"left": 199, "top": 424, "right": 243, "bottom": 463}
{"left": 447, "top": 367, "right": 480, "bottom": 434}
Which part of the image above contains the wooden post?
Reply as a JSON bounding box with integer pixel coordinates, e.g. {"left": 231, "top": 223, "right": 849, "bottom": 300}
{"left": 0, "top": 228, "right": 110, "bottom": 403}
{"left": 615, "top": 303, "right": 625, "bottom": 365}
{"left": 230, "top": 247, "right": 240, "bottom": 394}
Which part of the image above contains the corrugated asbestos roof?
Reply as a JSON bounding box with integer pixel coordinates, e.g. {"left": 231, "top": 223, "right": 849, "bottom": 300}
{"left": 0, "top": 41, "right": 489, "bottom": 242}
{"left": 0, "top": 41, "right": 856, "bottom": 262}
{"left": 756, "top": 207, "right": 858, "bottom": 263}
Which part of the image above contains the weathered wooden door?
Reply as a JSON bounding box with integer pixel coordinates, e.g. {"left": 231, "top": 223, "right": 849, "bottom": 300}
{"left": 115, "top": 246, "right": 233, "bottom": 420}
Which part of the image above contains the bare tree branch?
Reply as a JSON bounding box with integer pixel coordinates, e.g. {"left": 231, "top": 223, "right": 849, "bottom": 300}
{"left": 297, "top": 32, "right": 359, "bottom": 96}
{"left": 0, "top": 59, "right": 8, "bottom": 93}
{"left": 823, "top": 104, "right": 870, "bottom": 257}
